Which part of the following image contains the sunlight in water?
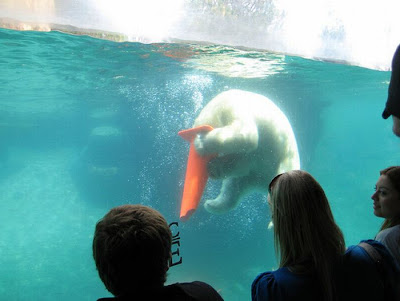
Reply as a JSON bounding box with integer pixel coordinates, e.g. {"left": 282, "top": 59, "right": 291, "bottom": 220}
{"left": 94, "top": 0, "right": 185, "bottom": 42}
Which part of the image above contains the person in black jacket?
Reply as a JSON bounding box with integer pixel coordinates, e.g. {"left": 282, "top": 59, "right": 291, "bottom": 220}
{"left": 93, "top": 204, "right": 223, "bottom": 301}
{"left": 382, "top": 44, "right": 400, "bottom": 136}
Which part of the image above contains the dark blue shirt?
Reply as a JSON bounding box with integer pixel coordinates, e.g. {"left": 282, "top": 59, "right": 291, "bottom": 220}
{"left": 252, "top": 240, "right": 394, "bottom": 301}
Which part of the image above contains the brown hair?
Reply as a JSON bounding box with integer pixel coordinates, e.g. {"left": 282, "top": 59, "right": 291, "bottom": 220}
{"left": 379, "top": 166, "right": 400, "bottom": 231}
{"left": 269, "top": 170, "right": 345, "bottom": 301}
{"left": 92, "top": 204, "right": 172, "bottom": 296}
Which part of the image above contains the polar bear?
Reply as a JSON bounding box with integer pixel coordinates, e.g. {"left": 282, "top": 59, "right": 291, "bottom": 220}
{"left": 193, "top": 89, "right": 300, "bottom": 214}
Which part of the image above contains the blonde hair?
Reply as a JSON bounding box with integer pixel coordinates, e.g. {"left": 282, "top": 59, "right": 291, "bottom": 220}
{"left": 269, "top": 170, "right": 345, "bottom": 301}
{"left": 379, "top": 166, "right": 400, "bottom": 231}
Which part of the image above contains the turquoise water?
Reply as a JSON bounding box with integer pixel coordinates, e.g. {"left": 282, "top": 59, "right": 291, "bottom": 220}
{"left": 0, "top": 28, "right": 398, "bottom": 301}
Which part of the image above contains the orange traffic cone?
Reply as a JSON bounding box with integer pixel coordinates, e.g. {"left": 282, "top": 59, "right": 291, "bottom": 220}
{"left": 178, "top": 125, "right": 214, "bottom": 221}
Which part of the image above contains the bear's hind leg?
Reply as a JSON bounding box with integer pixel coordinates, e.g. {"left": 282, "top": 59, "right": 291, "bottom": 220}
{"left": 204, "top": 176, "right": 251, "bottom": 214}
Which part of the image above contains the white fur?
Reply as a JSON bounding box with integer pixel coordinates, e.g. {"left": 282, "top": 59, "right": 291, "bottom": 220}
{"left": 193, "top": 89, "right": 300, "bottom": 214}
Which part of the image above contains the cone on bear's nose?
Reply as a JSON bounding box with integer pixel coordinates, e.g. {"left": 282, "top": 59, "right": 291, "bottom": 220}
{"left": 178, "top": 125, "right": 214, "bottom": 221}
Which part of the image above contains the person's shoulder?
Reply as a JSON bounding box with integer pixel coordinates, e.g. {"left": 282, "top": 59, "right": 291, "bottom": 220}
{"left": 177, "top": 280, "right": 219, "bottom": 292}
{"left": 171, "top": 281, "right": 224, "bottom": 301}
{"left": 340, "top": 240, "right": 385, "bottom": 288}
{"left": 345, "top": 242, "right": 368, "bottom": 258}
{"left": 252, "top": 268, "right": 320, "bottom": 301}
{"left": 376, "top": 225, "right": 400, "bottom": 241}
{"left": 343, "top": 240, "right": 388, "bottom": 272}
{"left": 252, "top": 271, "right": 277, "bottom": 301}
{"left": 252, "top": 268, "right": 292, "bottom": 285}
{"left": 252, "top": 270, "right": 275, "bottom": 287}
{"left": 339, "top": 240, "right": 389, "bottom": 297}
{"left": 346, "top": 239, "right": 387, "bottom": 258}
{"left": 344, "top": 239, "right": 399, "bottom": 275}
{"left": 251, "top": 268, "right": 293, "bottom": 301}
{"left": 350, "top": 239, "right": 400, "bottom": 299}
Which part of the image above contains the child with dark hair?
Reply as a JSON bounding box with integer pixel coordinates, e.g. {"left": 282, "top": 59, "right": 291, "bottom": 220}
{"left": 93, "top": 204, "right": 223, "bottom": 300}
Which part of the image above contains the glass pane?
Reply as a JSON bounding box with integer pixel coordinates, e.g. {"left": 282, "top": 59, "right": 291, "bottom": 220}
{"left": 0, "top": 2, "right": 398, "bottom": 301}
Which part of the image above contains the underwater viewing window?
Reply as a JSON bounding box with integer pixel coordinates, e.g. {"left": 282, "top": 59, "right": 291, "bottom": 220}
{"left": 1, "top": 1, "right": 400, "bottom": 300}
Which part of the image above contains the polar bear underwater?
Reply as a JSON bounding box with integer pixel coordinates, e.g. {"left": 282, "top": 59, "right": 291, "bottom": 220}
{"left": 179, "top": 89, "right": 300, "bottom": 218}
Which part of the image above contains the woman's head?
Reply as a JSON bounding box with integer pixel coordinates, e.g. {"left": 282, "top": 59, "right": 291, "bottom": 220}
{"left": 268, "top": 170, "right": 345, "bottom": 301}
{"left": 372, "top": 166, "right": 400, "bottom": 230}
{"left": 268, "top": 170, "right": 345, "bottom": 268}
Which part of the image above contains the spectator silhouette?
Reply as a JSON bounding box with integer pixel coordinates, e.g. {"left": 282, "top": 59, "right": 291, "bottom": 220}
{"left": 371, "top": 166, "right": 400, "bottom": 267}
{"left": 93, "top": 204, "right": 223, "bottom": 300}
{"left": 252, "top": 170, "right": 400, "bottom": 301}
{"left": 382, "top": 44, "right": 400, "bottom": 136}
